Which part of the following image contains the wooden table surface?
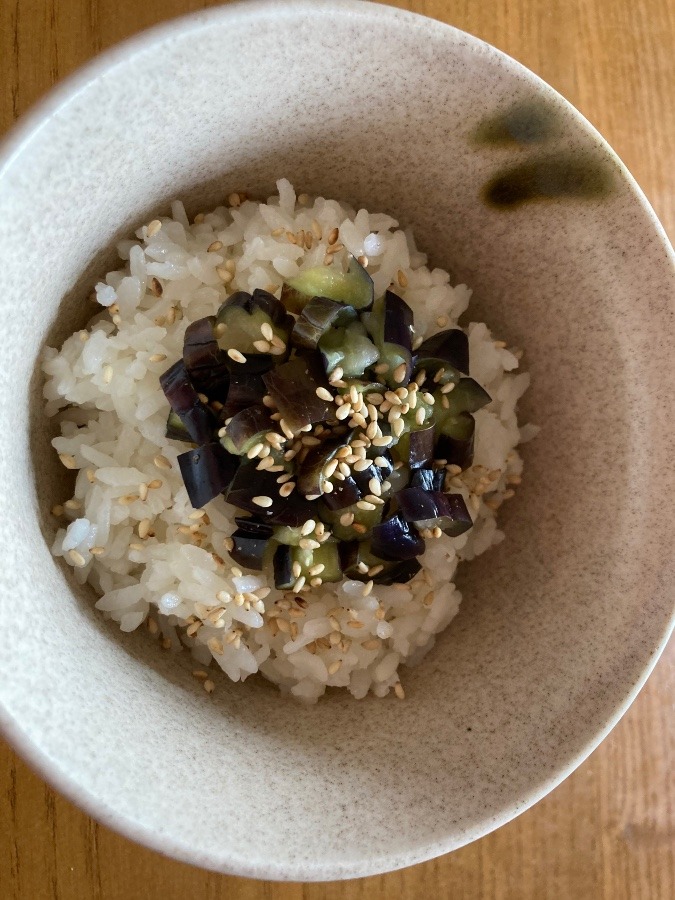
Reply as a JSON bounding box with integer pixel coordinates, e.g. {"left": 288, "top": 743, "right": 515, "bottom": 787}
{"left": 1, "top": 1, "right": 673, "bottom": 897}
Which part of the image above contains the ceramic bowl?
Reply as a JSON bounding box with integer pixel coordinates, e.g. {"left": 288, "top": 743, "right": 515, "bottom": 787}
{"left": 0, "top": 0, "right": 673, "bottom": 882}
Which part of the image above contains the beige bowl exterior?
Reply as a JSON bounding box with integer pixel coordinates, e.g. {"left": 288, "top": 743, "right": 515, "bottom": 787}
{"left": 0, "top": 0, "right": 673, "bottom": 881}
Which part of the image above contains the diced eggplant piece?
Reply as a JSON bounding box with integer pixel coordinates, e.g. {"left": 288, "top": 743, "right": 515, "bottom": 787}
{"left": 216, "top": 289, "right": 293, "bottom": 358}
{"left": 291, "top": 296, "right": 357, "bottom": 349}
{"left": 182, "top": 316, "right": 230, "bottom": 398}
{"left": 435, "top": 377, "right": 491, "bottom": 418}
{"left": 435, "top": 411, "right": 475, "bottom": 470}
{"left": 318, "top": 321, "right": 379, "bottom": 378}
{"left": 226, "top": 462, "right": 314, "bottom": 525}
{"left": 338, "top": 542, "right": 421, "bottom": 584}
{"left": 220, "top": 404, "right": 273, "bottom": 455}
{"left": 393, "top": 424, "right": 435, "bottom": 469}
{"left": 351, "top": 452, "right": 394, "bottom": 495}
{"left": 319, "top": 476, "right": 362, "bottom": 511}
{"left": 177, "top": 442, "right": 239, "bottom": 509}
{"left": 372, "top": 557, "right": 422, "bottom": 585}
{"left": 273, "top": 544, "right": 294, "bottom": 589}
{"left": 370, "top": 513, "right": 425, "bottom": 561}
{"left": 219, "top": 371, "right": 268, "bottom": 419}
{"left": 266, "top": 492, "right": 317, "bottom": 527}
{"left": 415, "top": 328, "right": 469, "bottom": 381}
{"left": 281, "top": 254, "right": 374, "bottom": 313}
{"left": 296, "top": 431, "right": 352, "bottom": 498}
{"left": 273, "top": 541, "right": 341, "bottom": 588}
{"left": 396, "top": 488, "right": 473, "bottom": 536}
{"left": 234, "top": 516, "right": 275, "bottom": 538}
{"left": 363, "top": 290, "right": 414, "bottom": 385}
{"left": 319, "top": 495, "right": 385, "bottom": 541}
{"left": 229, "top": 528, "right": 270, "bottom": 571}
{"left": 263, "top": 353, "right": 332, "bottom": 433}
{"left": 410, "top": 467, "right": 445, "bottom": 492}
{"left": 414, "top": 329, "right": 469, "bottom": 383}
{"left": 160, "top": 360, "right": 216, "bottom": 444}
{"left": 165, "top": 410, "right": 193, "bottom": 443}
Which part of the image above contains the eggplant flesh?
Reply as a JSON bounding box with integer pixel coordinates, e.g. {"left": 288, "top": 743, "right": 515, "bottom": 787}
{"left": 177, "top": 442, "right": 239, "bottom": 509}
{"left": 220, "top": 404, "right": 273, "bottom": 455}
{"left": 281, "top": 254, "right": 374, "bottom": 312}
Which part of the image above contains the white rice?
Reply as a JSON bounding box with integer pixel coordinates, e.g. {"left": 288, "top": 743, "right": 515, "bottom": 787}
{"left": 43, "top": 179, "right": 535, "bottom": 702}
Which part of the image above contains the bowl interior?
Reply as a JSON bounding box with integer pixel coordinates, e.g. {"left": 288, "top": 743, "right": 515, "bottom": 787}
{"left": 0, "top": 1, "right": 673, "bottom": 881}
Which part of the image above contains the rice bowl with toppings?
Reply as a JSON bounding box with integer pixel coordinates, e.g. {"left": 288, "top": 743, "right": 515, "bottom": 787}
{"left": 43, "top": 179, "right": 535, "bottom": 703}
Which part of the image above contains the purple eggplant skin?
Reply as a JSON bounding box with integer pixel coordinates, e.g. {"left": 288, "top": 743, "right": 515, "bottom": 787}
{"left": 160, "top": 360, "right": 217, "bottom": 444}
{"left": 273, "top": 544, "right": 295, "bottom": 589}
{"left": 396, "top": 488, "right": 473, "bottom": 536}
{"left": 370, "top": 513, "right": 425, "bottom": 561}
{"left": 410, "top": 467, "right": 445, "bottom": 492}
{"left": 234, "top": 516, "right": 275, "bottom": 538}
{"left": 319, "top": 476, "right": 362, "bottom": 510}
{"left": 225, "top": 462, "right": 316, "bottom": 525}
{"left": 296, "top": 430, "right": 352, "bottom": 497}
{"left": 262, "top": 353, "right": 332, "bottom": 433}
{"left": 219, "top": 372, "right": 268, "bottom": 420}
{"left": 408, "top": 425, "right": 436, "bottom": 469}
{"left": 229, "top": 529, "right": 269, "bottom": 570}
{"left": 182, "top": 316, "right": 230, "bottom": 398}
{"left": 414, "top": 329, "right": 470, "bottom": 376}
{"left": 177, "top": 442, "right": 240, "bottom": 509}
{"left": 221, "top": 404, "right": 273, "bottom": 454}
{"left": 383, "top": 290, "right": 414, "bottom": 352}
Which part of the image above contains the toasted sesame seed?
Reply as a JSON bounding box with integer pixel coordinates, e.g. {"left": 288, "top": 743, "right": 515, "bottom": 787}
{"left": 293, "top": 576, "right": 306, "bottom": 592}
{"left": 323, "top": 480, "right": 334, "bottom": 493}
{"left": 308, "top": 563, "right": 326, "bottom": 577}
{"left": 227, "top": 348, "right": 247, "bottom": 363}
{"left": 362, "top": 638, "right": 381, "bottom": 650}
{"left": 374, "top": 456, "right": 388, "bottom": 467}
{"left": 372, "top": 435, "right": 392, "bottom": 447}
{"left": 394, "top": 683, "right": 406, "bottom": 700}
{"left": 245, "top": 441, "right": 264, "bottom": 460}
{"left": 252, "top": 495, "right": 273, "bottom": 508}
{"left": 257, "top": 456, "right": 275, "bottom": 471}
{"left": 147, "top": 219, "right": 162, "bottom": 237}
{"left": 314, "top": 385, "right": 333, "bottom": 402}
{"left": 327, "top": 660, "right": 342, "bottom": 676}
{"left": 279, "top": 418, "right": 295, "bottom": 440}
{"left": 64, "top": 498, "right": 82, "bottom": 510}
{"left": 138, "top": 518, "right": 151, "bottom": 539}
{"left": 365, "top": 494, "right": 384, "bottom": 506}
{"left": 51, "top": 504, "right": 64, "bottom": 517}
{"left": 338, "top": 461, "right": 351, "bottom": 478}
{"left": 440, "top": 381, "right": 456, "bottom": 393}
{"left": 58, "top": 452, "right": 78, "bottom": 469}
{"left": 78, "top": 329, "right": 89, "bottom": 342}
{"left": 415, "top": 407, "right": 426, "bottom": 426}
{"left": 329, "top": 366, "right": 344, "bottom": 383}
{"left": 67, "top": 548, "right": 87, "bottom": 567}
{"left": 358, "top": 255, "right": 369, "bottom": 267}
{"left": 368, "top": 477, "right": 381, "bottom": 496}
{"left": 323, "top": 458, "right": 339, "bottom": 478}
{"left": 203, "top": 679, "right": 215, "bottom": 694}
{"left": 392, "top": 418, "right": 405, "bottom": 438}
{"left": 351, "top": 458, "right": 370, "bottom": 473}
{"left": 216, "top": 266, "right": 233, "bottom": 283}
{"left": 147, "top": 479, "right": 163, "bottom": 490}
{"left": 361, "top": 580, "right": 374, "bottom": 597}
{"left": 207, "top": 240, "right": 223, "bottom": 252}
{"left": 299, "top": 538, "right": 320, "bottom": 550}
{"left": 327, "top": 226, "right": 339, "bottom": 245}
{"left": 253, "top": 339, "right": 272, "bottom": 353}
{"left": 397, "top": 269, "right": 408, "bottom": 288}
{"left": 392, "top": 362, "right": 407, "bottom": 383}
{"left": 279, "top": 481, "right": 296, "bottom": 498}
{"left": 356, "top": 500, "right": 376, "bottom": 511}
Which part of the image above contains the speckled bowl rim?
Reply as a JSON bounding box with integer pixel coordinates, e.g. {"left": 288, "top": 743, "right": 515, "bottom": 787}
{"left": 0, "top": 0, "right": 673, "bottom": 882}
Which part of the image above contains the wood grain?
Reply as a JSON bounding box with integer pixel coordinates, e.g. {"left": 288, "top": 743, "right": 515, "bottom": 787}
{"left": 1, "top": 1, "right": 673, "bottom": 898}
